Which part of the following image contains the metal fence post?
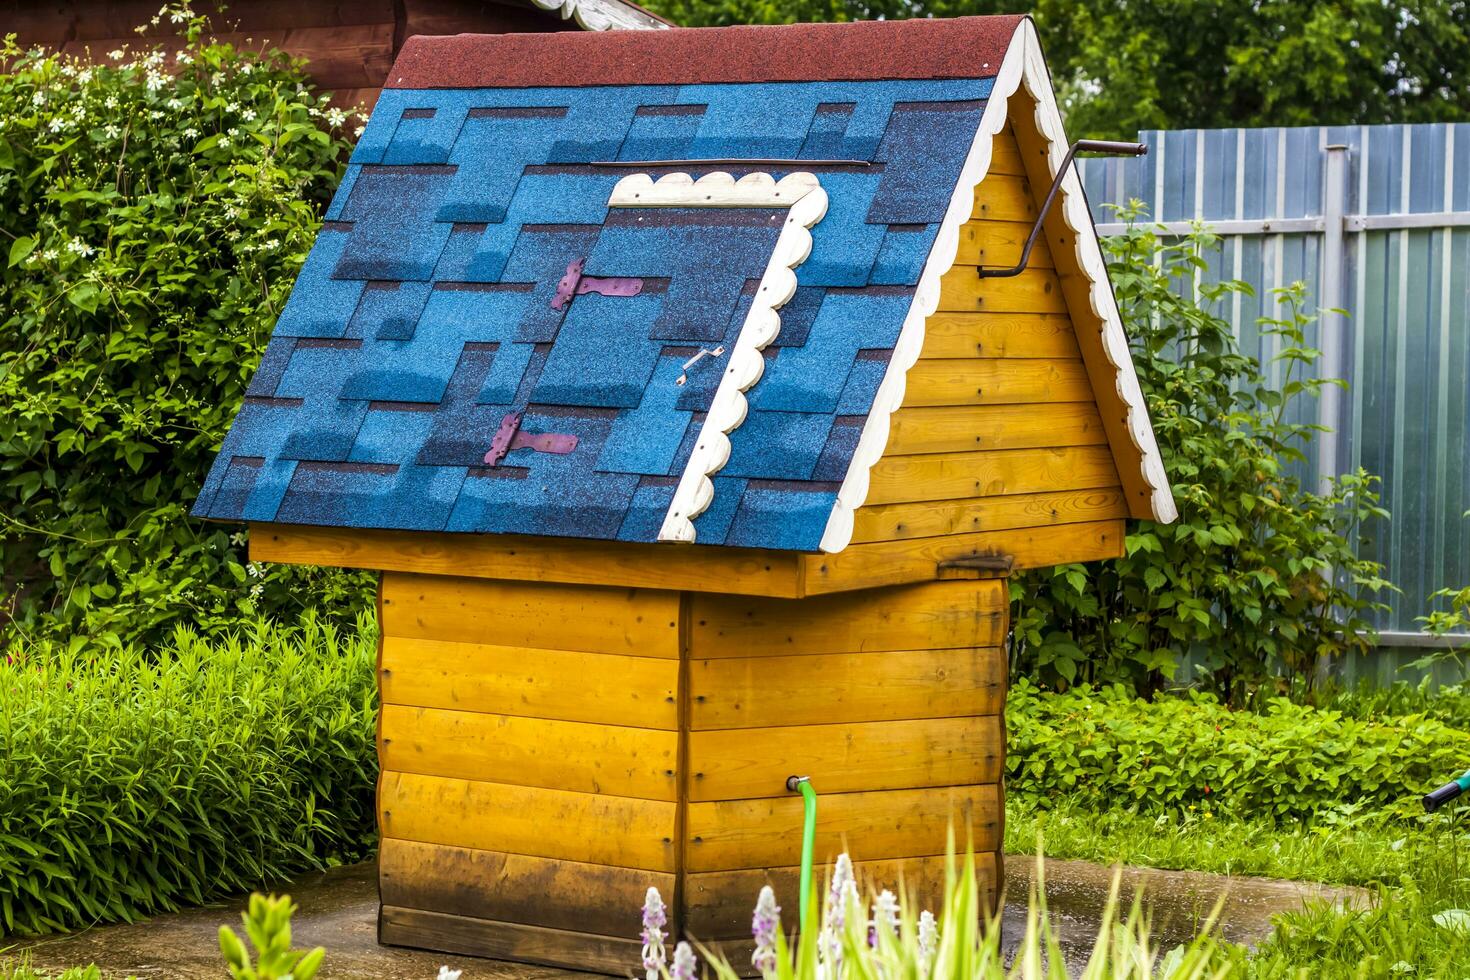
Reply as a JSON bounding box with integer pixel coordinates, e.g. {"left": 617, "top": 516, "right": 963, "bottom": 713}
{"left": 1317, "top": 143, "right": 1350, "bottom": 490}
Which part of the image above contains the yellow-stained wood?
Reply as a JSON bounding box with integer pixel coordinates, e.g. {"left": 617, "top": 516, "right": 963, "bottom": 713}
{"left": 690, "top": 646, "right": 1004, "bottom": 730}
{"left": 380, "top": 572, "right": 679, "bottom": 658}
{"left": 851, "top": 488, "right": 1128, "bottom": 543}
{"left": 972, "top": 172, "right": 1037, "bottom": 222}
{"left": 380, "top": 635, "right": 679, "bottom": 730}
{"left": 380, "top": 704, "right": 679, "bottom": 800}
{"left": 901, "top": 358, "right": 1092, "bottom": 407}
{"left": 953, "top": 219, "right": 1054, "bottom": 269}
{"left": 689, "top": 716, "right": 1003, "bottom": 801}
{"left": 686, "top": 853, "right": 997, "bottom": 939}
{"left": 379, "top": 906, "right": 641, "bottom": 975}
{"left": 919, "top": 312, "right": 1080, "bottom": 359}
{"left": 986, "top": 125, "right": 1029, "bottom": 176}
{"left": 866, "top": 445, "right": 1121, "bottom": 505}
{"left": 883, "top": 403, "right": 1109, "bottom": 458}
{"left": 249, "top": 524, "right": 806, "bottom": 598}
{"left": 688, "top": 579, "right": 1005, "bottom": 658}
{"left": 939, "top": 264, "right": 1070, "bottom": 313}
{"left": 1009, "top": 87, "right": 1156, "bottom": 520}
{"left": 686, "top": 784, "right": 1001, "bottom": 872}
{"left": 379, "top": 771, "right": 677, "bottom": 872}
{"left": 802, "top": 520, "right": 1126, "bottom": 593}
{"left": 379, "top": 839, "right": 675, "bottom": 939}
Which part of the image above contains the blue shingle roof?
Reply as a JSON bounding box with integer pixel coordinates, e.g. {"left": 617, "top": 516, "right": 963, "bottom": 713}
{"left": 194, "top": 76, "right": 995, "bottom": 551}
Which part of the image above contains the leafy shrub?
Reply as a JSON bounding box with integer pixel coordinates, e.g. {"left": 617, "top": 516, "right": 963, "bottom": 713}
{"left": 0, "top": 5, "right": 373, "bottom": 648}
{"left": 1006, "top": 678, "right": 1470, "bottom": 823}
{"left": 0, "top": 613, "right": 378, "bottom": 936}
{"left": 219, "top": 893, "right": 324, "bottom": 980}
{"left": 1011, "top": 212, "right": 1392, "bottom": 700}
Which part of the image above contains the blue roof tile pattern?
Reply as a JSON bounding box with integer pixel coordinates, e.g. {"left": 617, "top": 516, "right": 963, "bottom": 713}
{"left": 194, "top": 75, "right": 995, "bottom": 552}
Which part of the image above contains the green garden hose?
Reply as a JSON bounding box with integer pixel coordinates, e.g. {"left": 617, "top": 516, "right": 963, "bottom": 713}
{"left": 786, "top": 775, "right": 817, "bottom": 926}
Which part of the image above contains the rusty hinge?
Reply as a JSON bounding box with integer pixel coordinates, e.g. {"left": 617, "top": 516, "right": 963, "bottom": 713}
{"left": 551, "top": 257, "right": 643, "bottom": 310}
{"left": 483, "top": 411, "right": 579, "bottom": 466}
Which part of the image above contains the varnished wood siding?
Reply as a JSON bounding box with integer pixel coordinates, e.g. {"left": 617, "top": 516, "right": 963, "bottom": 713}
{"left": 855, "top": 124, "right": 1125, "bottom": 560}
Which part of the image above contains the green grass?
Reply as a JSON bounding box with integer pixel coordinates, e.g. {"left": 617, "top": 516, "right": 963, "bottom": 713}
{"left": 0, "top": 963, "right": 109, "bottom": 980}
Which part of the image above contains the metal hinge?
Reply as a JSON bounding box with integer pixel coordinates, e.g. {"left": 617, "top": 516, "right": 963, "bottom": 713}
{"left": 483, "top": 411, "right": 579, "bottom": 466}
{"left": 551, "top": 257, "right": 643, "bottom": 310}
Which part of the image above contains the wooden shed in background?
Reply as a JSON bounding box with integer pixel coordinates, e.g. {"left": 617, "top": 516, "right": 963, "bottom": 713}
{"left": 192, "top": 15, "right": 1176, "bottom": 973}
{"left": 4, "top": 0, "right": 669, "bottom": 109}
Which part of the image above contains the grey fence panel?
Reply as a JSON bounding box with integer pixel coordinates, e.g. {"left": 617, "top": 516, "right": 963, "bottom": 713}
{"left": 1078, "top": 124, "right": 1470, "bottom": 645}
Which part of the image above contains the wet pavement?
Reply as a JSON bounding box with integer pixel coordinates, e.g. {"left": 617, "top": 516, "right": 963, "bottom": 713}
{"left": 8, "top": 858, "right": 1367, "bottom": 979}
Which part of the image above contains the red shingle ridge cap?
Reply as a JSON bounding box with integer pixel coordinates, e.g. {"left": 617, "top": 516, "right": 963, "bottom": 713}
{"left": 385, "top": 16, "right": 1027, "bottom": 90}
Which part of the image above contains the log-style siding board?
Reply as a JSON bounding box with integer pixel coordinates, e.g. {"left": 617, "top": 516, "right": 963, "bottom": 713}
{"left": 688, "top": 580, "right": 1005, "bottom": 658}
{"left": 685, "top": 784, "right": 1001, "bottom": 872}
{"left": 971, "top": 173, "right": 1038, "bottom": 222}
{"left": 379, "top": 771, "right": 677, "bottom": 872}
{"left": 850, "top": 488, "right": 1129, "bottom": 543}
{"left": 380, "top": 572, "right": 680, "bottom": 658}
{"left": 802, "top": 520, "right": 1126, "bottom": 592}
{"left": 919, "top": 312, "right": 1081, "bottom": 359}
{"left": 689, "top": 716, "right": 1004, "bottom": 800}
{"left": 380, "top": 704, "right": 679, "bottom": 800}
{"left": 379, "top": 838, "right": 674, "bottom": 938}
{"left": 250, "top": 524, "right": 806, "bottom": 598}
{"left": 986, "top": 126, "right": 1029, "bottom": 176}
{"left": 901, "top": 358, "right": 1093, "bottom": 407}
{"left": 686, "top": 853, "right": 997, "bottom": 939}
{"left": 380, "top": 635, "right": 679, "bottom": 729}
{"left": 379, "top": 907, "right": 641, "bottom": 975}
{"left": 938, "top": 265, "right": 1071, "bottom": 313}
{"left": 883, "top": 403, "right": 1109, "bottom": 458}
{"left": 866, "top": 445, "right": 1122, "bottom": 505}
{"left": 690, "top": 646, "right": 1005, "bottom": 730}
{"left": 953, "top": 220, "right": 1055, "bottom": 269}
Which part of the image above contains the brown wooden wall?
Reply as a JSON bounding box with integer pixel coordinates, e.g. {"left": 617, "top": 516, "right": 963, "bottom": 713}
{"left": 852, "top": 124, "right": 1128, "bottom": 564}
{"left": 4, "top": 0, "right": 577, "bottom": 109}
{"left": 375, "top": 569, "right": 1004, "bottom": 970}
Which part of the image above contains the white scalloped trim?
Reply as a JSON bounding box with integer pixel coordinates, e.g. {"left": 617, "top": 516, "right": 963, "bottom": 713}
{"left": 817, "top": 19, "right": 1175, "bottom": 553}
{"left": 646, "top": 176, "right": 830, "bottom": 543}
{"left": 527, "top": 0, "right": 669, "bottom": 31}
{"left": 611, "top": 171, "right": 821, "bottom": 208}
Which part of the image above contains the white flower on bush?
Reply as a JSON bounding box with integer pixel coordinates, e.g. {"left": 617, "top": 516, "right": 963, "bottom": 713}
{"left": 218, "top": 136, "right": 232, "bottom": 148}
{"left": 355, "top": 125, "right": 366, "bottom": 138}
{"left": 104, "top": 124, "right": 122, "bottom": 139}
{"left": 170, "top": 7, "right": 191, "bottom": 23}
{"left": 183, "top": 127, "right": 200, "bottom": 139}
{"left": 225, "top": 101, "right": 240, "bottom": 114}
{"left": 145, "top": 70, "right": 167, "bottom": 92}
{"left": 66, "top": 238, "right": 95, "bottom": 258}
{"left": 324, "top": 106, "right": 347, "bottom": 127}
{"left": 227, "top": 127, "right": 240, "bottom": 137}
{"left": 47, "top": 117, "right": 67, "bottom": 134}
{"left": 241, "top": 108, "right": 257, "bottom": 121}
{"left": 166, "top": 97, "right": 183, "bottom": 110}
{"left": 105, "top": 95, "right": 119, "bottom": 109}
{"left": 176, "top": 51, "right": 193, "bottom": 65}
{"left": 40, "top": 248, "right": 59, "bottom": 263}
{"left": 32, "top": 91, "right": 45, "bottom": 106}
{"left": 77, "top": 68, "right": 93, "bottom": 84}
{"left": 108, "top": 49, "right": 126, "bottom": 60}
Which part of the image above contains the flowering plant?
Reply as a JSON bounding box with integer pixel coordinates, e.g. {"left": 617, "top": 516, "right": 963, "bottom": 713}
{"left": 0, "top": 4, "right": 372, "bottom": 648}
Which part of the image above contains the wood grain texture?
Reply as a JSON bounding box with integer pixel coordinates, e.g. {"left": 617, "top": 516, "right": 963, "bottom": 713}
{"left": 985, "top": 125, "right": 1029, "bottom": 176}
{"left": 380, "top": 572, "right": 680, "bottom": 658}
{"left": 250, "top": 524, "right": 806, "bottom": 598}
{"left": 971, "top": 172, "right": 1037, "bottom": 222}
{"left": 380, "top": 635, "right": 679, "bottom": 729}
{"left": 379, "top": 771, "right": 677, "bottom": 872}
{"left": 953, "top": 220, "right": 1055, "bottom": 269}
{"left": 380, "top": 704, "right": 679, "bottom": 800}
{"left": 883, "top": 403, "right": 1109, "bottom": 458}
{"left": 689, "top": 715, "right": 1003, "bottom": 800}
{"left": 688, "top": 580, "right": 1005, "bottom": 658}
{"left": 686, "top": 853, "right": 997, "bottom": 939}
{"left": 866, "top": 445, "right": 1122, "bottom": 505}
{"left": 802, "top": 520, "right": 1126, "bottom": 592}
{"left": 690, "top": 645, "right": 1005, "bottom": 730}
{"left": 379, "top": 838, "right": 674, "bottom": 938}
{"left": 901, "top": 358, "right": 1093, "bottom": 407}
{"left": 379, "top": 906, "right": 641, "bottom": 974}
{"left": 851, "top": 488, "right": 1128, "bottom": 542}
{"left": 686, "top": 784, "right": 1001, "bottom": 871}
{"left": 938, "top": 265, "right": 1070, "bottom": 313}
{"left": 919, "top": 312, "right": 1080, "bottom": 359}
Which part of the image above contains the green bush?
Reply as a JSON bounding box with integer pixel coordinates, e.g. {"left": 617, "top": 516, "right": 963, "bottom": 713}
{"left": 1006, "top": 678, "right": 1470, "bottom": 823}
{"left": 0, "top": 613, "right": 378, "bottom": 936}
{"left": 1010, "top": 212, "right": 1393, "bottom": 700}
{"left": 0, "top": 4, "right": 373, "bottom": 648}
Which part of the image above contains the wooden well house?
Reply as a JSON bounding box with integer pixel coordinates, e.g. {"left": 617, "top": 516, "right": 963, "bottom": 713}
{"left": 194, "top": 15, "right": 1175, "bottom": 973}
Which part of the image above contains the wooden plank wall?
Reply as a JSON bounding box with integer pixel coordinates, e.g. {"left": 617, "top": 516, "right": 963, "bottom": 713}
{"left": 3, "top": 0, "right": 567, "bottom": 109}
{"left": 853, "top": 124, "right": 1128, "bottom": 558}
{"left": 683, "top": 578, "right": 1006, "bottom": 940}
{"left": 376, "top": 570, "right": 678, "bottom": 971}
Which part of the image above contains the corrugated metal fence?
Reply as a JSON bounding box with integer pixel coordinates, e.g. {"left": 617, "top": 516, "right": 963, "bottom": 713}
{"left": 1076, "top": 124, "right": 1470, "bottom": 648}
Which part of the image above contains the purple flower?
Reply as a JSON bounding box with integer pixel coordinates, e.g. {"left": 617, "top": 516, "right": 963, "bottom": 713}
{"left": 641, "top": 886, "right": 667, "bottom": 980}
{"left": 671, "top": 941, "right": 697, "bottom": 980}
{"left": 870, "top": 889, "right": 899, "bottom": 947}
{"left": 821, "top": 853, "right": 858, "bottom": 967}
{"left": 918, "top": 909, "right": 938, "bottom": 968}
{"left": 751, "top": 885, "right": 781, "bottom": 975}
